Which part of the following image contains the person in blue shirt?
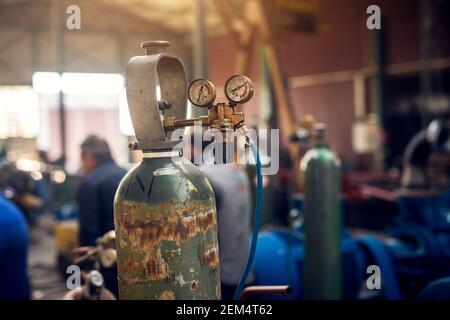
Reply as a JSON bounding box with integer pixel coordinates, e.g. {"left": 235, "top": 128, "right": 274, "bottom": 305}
{"left": 0, "top": 193, "right": 30, "bottom": 300}
{"left": 77, "top": 135, "right": 126, "bottom": 298}
{"left": 77, "top": 135, "right": 126, "bottom": 246}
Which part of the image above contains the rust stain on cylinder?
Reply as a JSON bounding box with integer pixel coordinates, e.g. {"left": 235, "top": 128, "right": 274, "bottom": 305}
{"left": 145, "top": 248, "right": 170, "bottom": 280}
{"left": 159, "top": 290, "right": 175, "bottom": 300}
{"left": 191, "top": 280, "right": 198, "bottom": 292}
{"left": 116, "top": 201, "right": 216, "bottom": 247}
{"left": 200, "top": 241, "right": 219, "bottom": 268}
{"left": 115, "top": 198, "right": 221, "bottom": 298}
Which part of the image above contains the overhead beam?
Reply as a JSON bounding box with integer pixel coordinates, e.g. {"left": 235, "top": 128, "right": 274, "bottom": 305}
{"left": 255, "top": 0, "right": 298, "bottom": 160}
{"left": 288, "top": 56, "right": 450, "bottom": 89}
{"left": 213, "top": 0, "right": 255, "bottom": 75}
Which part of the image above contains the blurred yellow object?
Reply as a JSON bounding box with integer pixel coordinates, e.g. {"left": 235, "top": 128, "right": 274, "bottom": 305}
{"left": 54, "top": 220, "right": 79, "bottom": 253}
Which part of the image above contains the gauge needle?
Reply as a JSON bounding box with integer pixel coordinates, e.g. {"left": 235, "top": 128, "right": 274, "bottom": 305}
{"left": 231, "top": 83, "right": 246, "bottom": 93}
{"left": 197, "top": 86, "right": 204, "bottom": 102}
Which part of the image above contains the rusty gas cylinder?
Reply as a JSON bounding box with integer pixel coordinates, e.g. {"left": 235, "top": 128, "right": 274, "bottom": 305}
{"left": 114, "top": 152, "right": 221, "bottom": 299}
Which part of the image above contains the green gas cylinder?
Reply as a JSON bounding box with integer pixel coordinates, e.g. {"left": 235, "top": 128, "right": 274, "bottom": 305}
{"left": 114, "top": 152, "right": 220, "bottom": 299}
{"left": 114, "top": 41, "right": 220, "bottom": 300}
{"left": 300, "top": 124, "right": 342, "bottom": 300}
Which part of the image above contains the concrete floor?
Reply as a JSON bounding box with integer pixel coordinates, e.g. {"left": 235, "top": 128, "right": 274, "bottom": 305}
{"left": 28, "top": 214, "right": 68, "bottom": 300}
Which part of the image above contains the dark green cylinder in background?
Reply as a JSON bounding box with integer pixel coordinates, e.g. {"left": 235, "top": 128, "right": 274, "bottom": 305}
{"left": 300, "top": 126, "right": 342, "bottom": 300}
{"left": 114, "top": 154, "right": 221, "bottom": 300}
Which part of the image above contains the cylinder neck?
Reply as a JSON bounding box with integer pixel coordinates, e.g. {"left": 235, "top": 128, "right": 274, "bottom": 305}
{"left": 313, "top": 123, "right": 328, "bottom": 147}
{"left": 314, "top": 140, "right": 329, "bottom": 148}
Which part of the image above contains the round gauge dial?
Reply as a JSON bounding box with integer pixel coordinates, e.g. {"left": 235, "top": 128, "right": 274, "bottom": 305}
{"left": 188, "top": 79, "right": 216, "bottom": 107}
{"left": 225, "top": 75, "right": 254, "bottom": 104}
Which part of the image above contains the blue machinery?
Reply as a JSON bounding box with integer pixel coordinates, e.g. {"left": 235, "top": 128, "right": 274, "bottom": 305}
{"left": 252, "top": 190, "right": 450, "bottom": 300}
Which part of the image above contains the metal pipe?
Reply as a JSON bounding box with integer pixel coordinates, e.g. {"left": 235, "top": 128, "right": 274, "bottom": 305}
{"left": 192, "top": 0, "right": 208, "bottom": 117}
{"left": 369, "top": 29, "right": 385, "bottom": 172}
{"left": 288, "top": 57, "right": 450, "bottom": 89}
{"left": 174, "top": 118, "right": 200, "bottom": 127}
{"left": 53, "top": 0, "right": 66, "bottom": 165}
{"left": 240, "top": 285, "right": 292, "bottom": 300}
{"left": 401, "top": 129, "right": 432, "bottom": 189}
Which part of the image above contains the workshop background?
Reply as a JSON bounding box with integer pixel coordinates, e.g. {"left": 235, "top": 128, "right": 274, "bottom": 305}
{"left": 1, "top": 0, "right": 450, "bottom": 300}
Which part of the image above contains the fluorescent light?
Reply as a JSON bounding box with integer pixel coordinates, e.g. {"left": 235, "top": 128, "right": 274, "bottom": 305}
{"left": 32, "top": 72, "right": 124, "bottom": 95}
{"left": 32, "top": 72, "right": 61, "bottom": 94}
{"left": 61, "top": 72, "right": 124, "bottom": 95}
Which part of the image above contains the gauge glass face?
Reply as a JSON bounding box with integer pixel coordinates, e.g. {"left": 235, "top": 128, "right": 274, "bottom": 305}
{"left": 188, "top": 79, "right": 216, "bottom": 107}
{"left": 225, "top": 75, "right": 254, "bottom": 104}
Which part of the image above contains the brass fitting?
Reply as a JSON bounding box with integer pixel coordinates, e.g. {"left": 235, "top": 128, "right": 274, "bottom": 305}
{"left": 163, "top": 103, "right": 245, "bottom": 141}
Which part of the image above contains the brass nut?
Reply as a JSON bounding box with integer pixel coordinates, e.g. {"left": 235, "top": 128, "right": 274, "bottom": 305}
{"left": 163, "top": 117, "right": 176, "bottom": 131}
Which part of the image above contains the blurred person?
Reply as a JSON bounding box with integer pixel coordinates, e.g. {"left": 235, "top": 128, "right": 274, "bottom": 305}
{"left": 0, "top": 189, "right": 30, "bottom": 300}
{"left": 77, "top": 135, "right": 126, "bottom": 297}
{"left": 0, "top": 161, "right": 44, "bottom": 222}
{"left": 186, "top": 133, "right": 254, "bottom": 300}
{"left": 78, "top": 135, "right": 125, "bottom": 245}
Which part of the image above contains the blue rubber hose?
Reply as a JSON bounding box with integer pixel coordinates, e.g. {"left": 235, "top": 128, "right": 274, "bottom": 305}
{"left": 233, "top": 138, "right": 262, "bottom": 300}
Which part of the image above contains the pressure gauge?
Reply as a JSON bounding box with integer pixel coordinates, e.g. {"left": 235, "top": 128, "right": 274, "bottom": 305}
{"left": 225, "top": 75, "right": 254, "bottom": 104}
{"left": 188, "top": 79, "right": 216, "bottom": 107}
